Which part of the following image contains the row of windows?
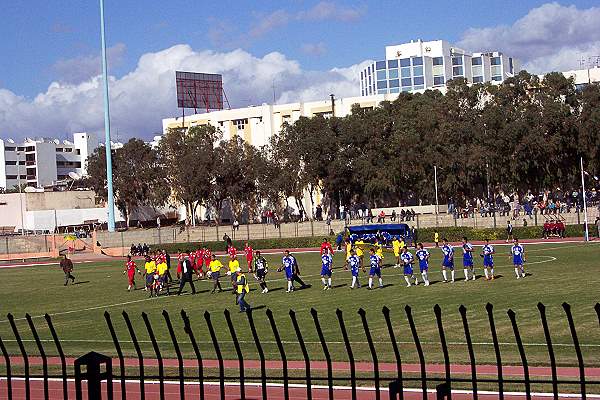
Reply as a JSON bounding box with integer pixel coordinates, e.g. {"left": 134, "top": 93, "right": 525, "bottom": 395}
{"left": 375, "top": 66, "right": 424, "bottom": 80}
{"left": 366, "top": 64, "right": 505, "bottom": 81}
{"left": 6, "top": 175, "right": 26, "bottom": 180}
{"left": 56, "top": 161, "right": 82, "bottom": 168}
{"left": 376, "top": 76, "right": 426, "bottom": 89}
{"left": 5, "top": 161, "right": 26, "bottom": 166}
{"left": 376, "top": 57, "right": 423, "bottom": 71}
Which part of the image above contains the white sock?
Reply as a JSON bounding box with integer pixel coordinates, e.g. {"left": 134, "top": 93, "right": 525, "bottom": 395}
{"left": 368, "top": 277, "right": 373, "bottom": 288}
{"left": 442, "top": 270, "right": 448, "bottom": 281}
{"left": 422, "top": 272, "right": 428, "bottom": 284}
{"left": 521, "top": 268, "right": 525, "bottom": 277}
{"left": 484, "top": 269, "right": 489, "bottom": 279}
{"left": 514, "top": 267, "right": 519, "bottom": 277}
{"left": 451, "top": 270, "right": 455, "bottom": 281}
{"left": 378, "top": 278, "right": 383, "bottom": 287}
{"left": 288, "top": 281, "right": 292, "bottom": 291}
{"left": 414, "top": 275, "right": 419, "bottom": 284}
{"left": 328, "top": 277, "right": 332, "bottom": 287}
{"left": 321, "top": 277, "right": 327, "bottom": 286}
{"left": 351, "top": 276, "right": 356, "bottom": 287}
{"left": 404, "top": 276, "right": 411, "bottom": 286}
{"left": 491, "top": 268, "right": 494, "bottom": 276}
{"left": 463, "top": 268, "right": 469, "bottom": 280}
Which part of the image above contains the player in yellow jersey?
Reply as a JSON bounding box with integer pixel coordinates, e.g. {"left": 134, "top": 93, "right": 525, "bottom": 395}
{"left": 144, "top": 256, "right": 156, "bottom": 292}
{"left": 355, "top": 239, "right": 365, "bottom": 267}
{"left": 392, "top": 237, "right": 402, "bottom": 268}
{"left": 228, "top": 255, "right": 240, "bottom": 294}
{"left": 375, "top": 240, "right": 384, "bottom": 261}
{"left": 208, "top": 254, "right": 224, "bottom": 293}
{"left": 156, "top": 260, "right": 169, "bottom": 295}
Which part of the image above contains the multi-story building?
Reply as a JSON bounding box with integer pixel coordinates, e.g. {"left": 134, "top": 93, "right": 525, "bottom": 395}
{"left": 360, "top": 39, "right": 521, "bottom": 96}
{"left": 0, "top": 132, "right": 99, "bottom": 190}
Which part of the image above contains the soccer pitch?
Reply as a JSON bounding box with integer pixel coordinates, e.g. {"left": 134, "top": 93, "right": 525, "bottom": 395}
{"left": 0, "top": 241, "right": 599, "bottom": 369}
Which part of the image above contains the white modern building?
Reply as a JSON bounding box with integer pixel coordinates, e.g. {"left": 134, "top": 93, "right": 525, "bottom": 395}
{"left": 0, "top": 132, "right": 99, "bottom": 190}
{"left": 360, "top": 39, "right": 521, "bottom": 96}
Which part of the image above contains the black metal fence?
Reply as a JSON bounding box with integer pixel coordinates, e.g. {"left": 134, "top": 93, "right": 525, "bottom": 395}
{"left": 1, "top": 302, "right": 599, "bottom": 400}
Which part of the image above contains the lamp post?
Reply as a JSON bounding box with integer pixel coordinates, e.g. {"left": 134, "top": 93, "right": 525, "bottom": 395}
{"left": 16, "top": 151, "right": 25, "bottom": 235}
{"left": 580, "top": 157, "right": 589, "bottom": 242}
{"left": 100, "top": 0, "right": 116, "bottom": 232}
{"left": 434, "top": 165, "right": 440, "bottom": 227}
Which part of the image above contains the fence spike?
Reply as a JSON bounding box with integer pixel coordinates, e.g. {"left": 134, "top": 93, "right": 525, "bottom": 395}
{"left": 290, "top": 310, "right": 312, "bottom": 400}
{"left": 104, "top": 312, "right": 126, "bottom": 400}
{"left": 0, "top": 333, "right": 12, "bottom": 400}
{"left": 25, "top": 314, "right": 49, "bottom": 400}
{"left": 562, "top": 302, "right": 586, "bottom": 399}
{"left": 336, "top": 309, "right": 357, "bottom": 400}
{"left": 537, "top": 303, "right": 558, "bottom": 400}
{"left": 163, "top": 310, "right": 186, "bottom": 400}
{"left": 405, "top": 305, "right": 427, "bottom": 400}
{"left": 382, "top": 306, "right": 404, "bottom": 400}
{"left": 122, "top": 311, "right": 145, "bottom": 399}
{"left": 224, "top": 309, "right": 245, "bottom": 400}
{"left": 358, "top": 308, "right": 381, "bottom": 400}
{"left": 266, "top": 308, "right": 289, "bottom": 400}
{"left": 142, "top": 312, "right": 165, "bottom": 400}
{"left": 204, "top": 310, "right": 226, "bottom": 400}
{"left": 507, "top": 309, "right": 531, "bottom": 400}
{"left": 459, "top": 305, "right": 477, "bottom": 400}
{"left": 434, "top": 304, "right": 451, "bottom": 399}
{"left": 594, "top": 303, "right": 600, "bottom": 327}
{"left": 311, "top": 308, "right": 334, "bottom": 400}
{"left": 7, "top": 314, "right": 29, "bottom": 400}
{"left": 45, "top": 314, "right": 68, "bottom": 400}
{"left": 485, "top": 303, "right": 503, "bottom": 399}
{"left": 181, "top": 310, "right": 205, "bottom": 400}
{"left": 246, "top": 308, "right": 267, "bottom": 400}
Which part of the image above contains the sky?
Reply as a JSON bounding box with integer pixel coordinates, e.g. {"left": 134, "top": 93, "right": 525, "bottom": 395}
{"left": 1, "top": 0, "right": 600, "bottom": 141}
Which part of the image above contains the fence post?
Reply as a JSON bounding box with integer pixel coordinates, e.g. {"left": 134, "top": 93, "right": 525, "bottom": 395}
{"left": 45, "top": 314, "right": 69, "bottom": 400}
{"left": 122, "top": 311, "right": 145, "bottom": 399}
{"left": 163, "top": 310, "right": 186, "bottom": 400}
{"left": 382, "top": 306, "right": 403, "bottom": 400}
{"left": 562, "top": 302, "right": 586, "bottom": 399}
{"left": 311, "top": 220, "right": 314, "bottom": 237}
{"left": 7, "top": 314, "right": 29, "bottom": 400}
{"left": 358, "top": 308, "right": 381, "bottom": 400}
{"left": 458, "top": 305, "right": 477, "bottom": 400}
{"left": 205, "top": 311, "right": 226, "bottom": 400}
{"left": 104, "top": 312, "right": 126, "bottom": 400}
{"left": 224, "top": 309, "right": 245, "bottom": 400}
{"left": 507, "top": 309, "right": 531, "bottom": 400}
{"left": 266, "top": 309, "right": 290, "bottom": 400}
{"left": 181, "top": 310, "right": 205, "bottom": 400}
{"left": 0, "top": 334, "right": 12, "bottom": 400}
{"left": 433, "top": 305, "right": 452, "bottom": 400}
{"left": 290, "top": 310, "right": 312, "bottom": 400}
{"left": 336, "top": 309, "right": 357, "bottom": 400}
{"left": 25, "top": 314, "right": 49, "bottom": 400}
{"left": 405, "top": 305, "right": 427, "bottom": 400}
{"left": 311, "top": 308, "right": 333, "bottom": 400}
{"left": 74, "top": 352, "right": 113, "bottom": 400}
{"left": 246, "top": 309, "right": 267, "bottom": 400}
{"left": 485, "top": 303, "right": 504, "bottom": 399}
{"left": 537, "top": 303, "right": 558, "bottom": 400}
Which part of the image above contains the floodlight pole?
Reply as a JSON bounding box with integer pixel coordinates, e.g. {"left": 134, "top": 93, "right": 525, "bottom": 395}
{"left": 580, "top": 156, "right": 589, "bottom": 242}
{"left": 100, "top": 0, "right": 116, "bottom": 232}
{"left": 434, "top": 165, "right": 439, "bottom": 227}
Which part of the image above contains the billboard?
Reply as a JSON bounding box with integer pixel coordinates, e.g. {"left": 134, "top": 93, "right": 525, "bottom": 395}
{"left": 176, "top": 71, "right": 224, "bottom": 111}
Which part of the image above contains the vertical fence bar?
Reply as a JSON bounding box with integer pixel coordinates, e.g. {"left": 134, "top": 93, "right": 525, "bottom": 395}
{"left": 458, "top": 305, "right": 477, "bottom": 400}
{"left": 290, "top": 310, "right": 312, "bottom": 400}
{"left": 25, "top": 314, "right": 49, "bottom": 400}
{"left": 562, "top": 302, "right": 586, "bottom": 399}
{"left": 433, "top": 305, "right": 451, "bottom": 399}
{"left": 311, "top": 308, "right": 333, "bottom": 400}
{"left": 358, "top": 308, "right": 381, "bottom": 400}
{"left": 122, "top": 311, "right": 145, "bottom": 399}
{"left": 45, "top": 314, "right": 68, "bottom": 400}
{"left": 181, "top": 310, "right": 205, "bottom": 400}
{"left": 595, "top": 303, "right": 600, "bottom": 327}
{"left": 7, "top": 314, "right": 29, "bottom": 400}
{"left": 507, "top": 309, "right": 531, "bottom": 400}
{"left": 104, "top": 312, "right": 126, "bottom": 400}
{"left": 246, "top": 309, "right": 267, "bottom": 400}
{"left": 336, "top": 309, "right": 356, "bottom": 400}
{"left": 223, "top": 309, "right": 245, "bottom": 400}
{"left": 485, "top": 303, "right": 503, "bottom": 399}
{"left": 266, "top": 309, "right": 289, "bottom": 400}
{"left": 163, "top": 310, "right": 186, "bottom": 400}
{"left": 382, "top": 306, "right": 403, "bottom": 400}
{"left": 205, "top": 311, "right": 226, "bottom": 400}
{"left": 405, "top": 305, "right": 427, "bottom": 400}
{"left": 0, "top": 334, "right": 12, "bottom": 400}
{"left": 537, "top": 303, "right": 558, "bottom": 400}
{"left": 142, "top": 312, "right": 165, "bottom": 400}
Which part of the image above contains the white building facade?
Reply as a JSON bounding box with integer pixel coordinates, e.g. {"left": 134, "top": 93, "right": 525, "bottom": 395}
{"left": 360, "top": 39, "right": 521, "bottom": 96}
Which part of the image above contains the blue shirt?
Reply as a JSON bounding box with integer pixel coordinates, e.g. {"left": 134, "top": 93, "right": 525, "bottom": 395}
{"left": 482, "top": 244, "right": 494, "bottom": 258}
{"left": 441, "top": 244, "right": 454, "bottom": 262}
{"left": 282, "top": 255, "right": 294, "bottom": 272}
{"left": 400, "top": 251, "right": 414, "bottom": 265}
{"left": 416, "top": 249, "right": 429, "bottom": 268}
{"left": 511, "top": 244, "right": 524, "bottom": 263}
{"left": 321, "top": 254, "right": 333, "bottom": 269}
{"left": 462, "top": 243, "right": 473, "bottom": 260}
{"left": 348, "top": 255, "right": 360, "bottom": 273}
{"left": 369, "top": 254, "right": 381, "bottom": 269}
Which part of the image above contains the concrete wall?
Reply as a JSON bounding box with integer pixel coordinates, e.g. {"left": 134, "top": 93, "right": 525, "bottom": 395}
{"left": 24, "top": 190, "right": 96, "bottom": 211}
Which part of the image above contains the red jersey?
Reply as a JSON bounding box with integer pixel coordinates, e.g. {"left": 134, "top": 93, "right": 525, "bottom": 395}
{"left": 125, "top": 260, "right": 137, "bottom": 275}
{"left": 189, "top": 252, "right": 196, "bottom": 263}
{"left": 320, "top": 242, "right": 333, "bottom": 255}
{"left": 178, "top": 253, "right": 186, "bottom": 262}
{"left": 195, "top": 249, "right": 204, "bottom": 261}
{"left": 244, "top": 245, "right": 253, "bottom": 260}
{"left": 204, "top": 249, "right": 212, "bottom": 260}
{"left": 227, "top": 246, "right": 237, "bottom": 258}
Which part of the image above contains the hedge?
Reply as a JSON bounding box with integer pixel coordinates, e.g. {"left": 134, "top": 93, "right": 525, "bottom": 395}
{"left": 149, "top": 224, "right": 587, "bottom": 253}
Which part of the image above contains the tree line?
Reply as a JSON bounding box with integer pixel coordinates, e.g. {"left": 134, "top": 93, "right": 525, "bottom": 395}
{"left": 86, "top": 71, "right": 600, "bottom": 224}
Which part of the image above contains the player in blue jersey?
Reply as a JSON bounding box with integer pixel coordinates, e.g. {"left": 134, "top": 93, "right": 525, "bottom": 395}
{"left": 510, "top": 238, "right": 526, "bottom": 279}
{"left": 441, "top": 238, "right": 455, "bottom": 283}
{"left": 346, "top": 248, "right": 363, "bottom": 289}
{"left": 280, "top": 250, "right": 296, "bottom": 292}
{"left": 320, "top": 247, "right": 333, "bottom": 290}
{"left": 367, "top": 248, "right": 384, "bottom": 289}
{"left": 461, "top": 236, "right": 476, "bottom": 281}
{"left": 415, "top": 243, "right": 430, "bottom": 286}
{"left": 481, "top": 239, "right": 496, "bottom": 280}
{"left": 400, "top": 246, "right": 418, "bottom": 287}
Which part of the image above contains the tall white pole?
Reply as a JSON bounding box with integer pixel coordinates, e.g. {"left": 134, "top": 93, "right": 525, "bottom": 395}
{"left": 17, "top": 151, "right": 25, "bottom": 235}
{"left": 434, "top": 165, "right": 439, "bottom": 226}
{"left": 100, "top": 0, "right": 116, "bottom": 232}
{"left": 580, "top": 156, "right": 589, "bottom": 242}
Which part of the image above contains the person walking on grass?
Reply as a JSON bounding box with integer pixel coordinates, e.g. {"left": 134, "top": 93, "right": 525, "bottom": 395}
{"left": 235, "top": 268, "right": 251, "bottom": 312}
{"left": 320, "top": 247, "right": 333, "bottom": 290}
{"left": 123, "top": 255, "right": 141, "bottom": 291}
{"left": 208, "top": 254, "right": 224, "bottom": 293}
{"left": 177, "top": 255, "right": 196, "bottom": 295}
{"left": 60, "top": 254, "right": 75, "bottom": 286}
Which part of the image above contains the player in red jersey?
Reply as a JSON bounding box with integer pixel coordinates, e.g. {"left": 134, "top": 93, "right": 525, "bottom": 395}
{"left": 227, "top": 244, "right": 237, "bottom": 259}
{"left": 195, "top": 247, "right": 205, "bottom": 277}
{"left": 203, "top": 247, "right": 212, "bottom": 271}
{"left": 320, "top": 238, "right": 334, "bottom": 256}
{"left": 187, "top": 249, "right": 200, "bottom": 279}
{"left": 123, "top": 255, "right": 141, "bottom": 291}
{"left": 244, "top": 242, "right": 254, "bottom": 272}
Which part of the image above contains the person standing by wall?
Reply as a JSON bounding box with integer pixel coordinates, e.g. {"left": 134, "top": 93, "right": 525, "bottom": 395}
{"left": 60, "top": 254, "right": 75, "bottom": 286}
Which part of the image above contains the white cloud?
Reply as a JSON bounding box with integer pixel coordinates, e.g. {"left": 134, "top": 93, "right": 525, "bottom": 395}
{"left": 301, "top": 42, "right": 328, "bottom": 56}
{"left": 297, "top": 1, "right": 365, "bottom": 22}
{"left": 53, "top": 43, "right": 127, "bottom": 84}
{"left": 457, "top": 2, "right": 600, "bottom": 73}
{"left": 0, "top": 45, "right": 367, "bottom": 141}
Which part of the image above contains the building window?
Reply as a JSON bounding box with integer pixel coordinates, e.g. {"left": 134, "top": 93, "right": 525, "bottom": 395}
{"left": 509, "top": 57, "right": 514, "bottom": 73}
{"left": 389, "top": 87, "right": 400, "bottom": 93}
{"left": 433, "top": 57, "right": 444, "bottom": 66}
{"left": 5, "top": 146, "right": 15, "bottom": 151}
{"left": 377, "top": 89, "right": 388, "bottom": 95}
{"left": 452, "top": 56, "right": 463, "bottom": 66}
{"left": 388, "top": 69, "right": 399, "bottom": 79}
{"left": 472, "top": 65, "right": 483, "bottom": 77}
{"left": 400, "top": 58, "right": 411, "bottom": 67}
{"left": 434, "top": 76, "right": 445, "bottom": 86}
{"left": 491, "top": 65, "right": 502, "bottom": 76}
{"left": 472, "top": 57, "right": 482, "bottom": 66}
{"left": 6, "top": 161, "right": 16, "bottom": 165}
{"left": 401, "top": 86, "right": 412, "bottom": 92}
{"left": 412, "top": 66, "right": 423, "bottom": 77}
{"left": 25, "top": 146, "right": 34, "bottom": 152}
{"left": 389, "top": 79, "right": 400, "bottom": 88}
{"left": 376, "top": 70, "right": 387, "bottom": 80}
{"left": 6, "top": 175, "right": 17, "bottom": 179}
{"left": 412, "top": 57, "right": 423, "bottom": 66}
{"left": 388, "top": 60, "right": 398, "bottom": 69}
{"left": 401, "top": 67, "right": 411, "bottom": 78}
{"left": 413, "top": 85, "right": 424, "bottom": 90}
{"left": 413, "top": 76, "right": 425, "bottom": 86}
{"left": 401, "top": 78, "right": 412, "bottom": 87}
{"left": 234, "top": 118, "right": 248, "bottom": 130}
{"left": 76, "top": 149, "right": 81, "bottom": 155}
{"left": 17, "top": 146, "right": 25, "bottom": 151}
{"left": 367, "top": 66, "right": 371, "bottom": 74}
{"left": 361, "top": 71, "right": 364, "bottom": 79}
{"left": 492, "top": 76, "right": 502, "bottom": 81}
{"left": 491, "top": 56, "right": 501, "bottom": 66}
{"left": 473, "top": 76, "right": 484, "bottom": 83}
{"left": 64, "top": 148, "right": 73, "bottom": 152}
{"left": 376, "top": 60, "right": 386, "bottom": 70}
{"left": 453, "top": 66, "right": 464, "bottom": 76}
{"left": 377, "top": 80, "right": 388, "bottom": 89}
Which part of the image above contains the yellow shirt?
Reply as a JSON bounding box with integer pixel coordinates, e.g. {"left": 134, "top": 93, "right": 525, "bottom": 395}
{"left": 228, "top": 259, "right": 240, "bottom": 273}
{"left": 209, "top": 260, "right": 223, "bottom": 273}
{"left": 144, "top": 261, "right": 156, "bottom": 274}
{"left": 355, "top": 240, "right": 364, "bottom": 257}
{"left": 434, "top": 232, "right": 440, "bottom": 242}
{"left": 156, "top": 262, "right": 168, "bottom": 275}
{"left": 345, "top": 242, "right": 352, "bottom": 260}
{"left": 236, "top": 273, "right": 249, "bottom": 293}
{"left": 376, "top": 243, "right": 384, "bottom": 259}
{"left": 392, "top": 240, "right": 401, "bottom": 255}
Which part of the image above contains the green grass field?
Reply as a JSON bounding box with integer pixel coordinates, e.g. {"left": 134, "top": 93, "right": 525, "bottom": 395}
{"left": 1, "top": 241, "right": 599, "bottom": 371}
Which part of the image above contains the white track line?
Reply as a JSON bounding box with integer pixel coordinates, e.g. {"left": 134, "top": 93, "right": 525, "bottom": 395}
{"left": 2, "top": 377, "right": 598, "bottom": 398}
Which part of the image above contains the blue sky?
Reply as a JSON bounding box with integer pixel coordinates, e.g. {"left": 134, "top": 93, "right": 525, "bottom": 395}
{"left": 1, "top": 1, "right": 600, "bottom": 139}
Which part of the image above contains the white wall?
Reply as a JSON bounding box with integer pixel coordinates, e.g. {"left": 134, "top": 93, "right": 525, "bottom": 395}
{"left": 24, "top": 207, "right": 125, "bottom": 232}
{"left": 34, "top": 142, "right": 57, "bottom": 186}
{"left": 0, "top": 139, "right": 6, "bottom": 190}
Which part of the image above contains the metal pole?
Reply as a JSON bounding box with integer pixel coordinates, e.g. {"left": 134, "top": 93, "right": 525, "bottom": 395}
{"left": 486, "top": 163, "right": 490, "bottom": 200}
{"left": 434, "top": 165, "right": 439, "bottom": 227}
{"left": 580, "top": 157, "right": 589, "bottom": 241}
{"left": 100, "top": 0, "right": 116, "bottom": 232}
{"left": 17, "top": 152, "right": 25, "bottom": 235}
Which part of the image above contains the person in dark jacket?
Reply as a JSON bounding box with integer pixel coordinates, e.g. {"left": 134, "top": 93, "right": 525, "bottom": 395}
{"left": 60, "top": 254, "right": 75, "bottom": 286}
{"left": 177, "top": 256, "right": 196, "bottom": 295}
